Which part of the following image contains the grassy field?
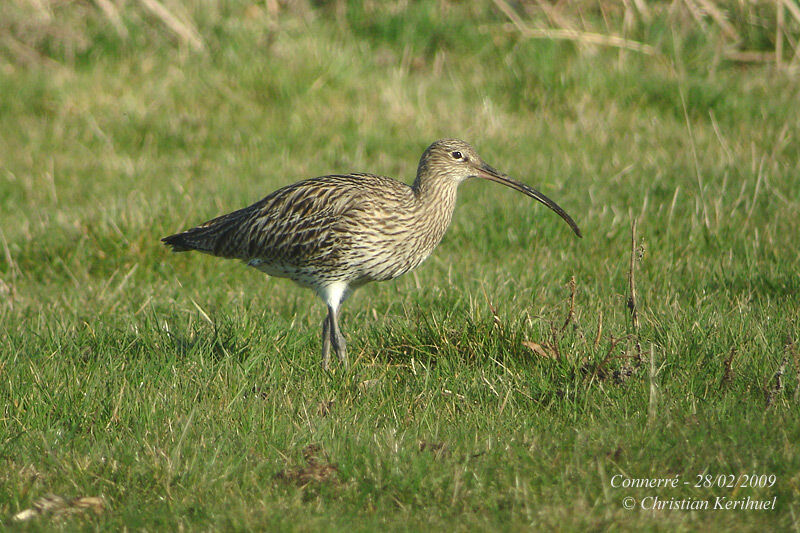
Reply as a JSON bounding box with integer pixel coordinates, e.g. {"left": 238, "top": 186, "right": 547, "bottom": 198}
{"left": 1, "top": 1, "right": 799, "bottom": 530}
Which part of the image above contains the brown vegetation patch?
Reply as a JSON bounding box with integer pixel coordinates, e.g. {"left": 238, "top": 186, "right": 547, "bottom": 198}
{"left": 13, "top": 494, "right": 104, "bottom": 523}
{"left": 521, "top": 223, "right": 646, "bottom": 386}
{"left": 418, "top": 441, "right": 451, "bottom": 459}
{"left": 274, "top": 444, "right": 339, "bottom": 488}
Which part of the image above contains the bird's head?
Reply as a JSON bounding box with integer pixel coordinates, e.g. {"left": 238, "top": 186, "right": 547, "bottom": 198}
{"left": 417, "top": 139, "right": 582, "bottom": 238}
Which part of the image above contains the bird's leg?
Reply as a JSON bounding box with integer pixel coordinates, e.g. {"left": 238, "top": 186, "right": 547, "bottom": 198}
{"left": 328, "top": 305, "right": 348, "bottom": 370}
{"left": 321, "top": 310, "right": 332, "bottom": 370}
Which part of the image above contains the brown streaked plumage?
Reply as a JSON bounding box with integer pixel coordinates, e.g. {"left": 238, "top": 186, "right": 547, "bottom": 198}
{"left": 162, "top": 139, "right": 581, "bottom": 370}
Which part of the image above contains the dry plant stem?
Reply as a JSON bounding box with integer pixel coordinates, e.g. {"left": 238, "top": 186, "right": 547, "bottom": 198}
{"left": 695, "top": 0, "right": 741, "bottom": 43}
{"left": 492, "top": 0, "right": 657, "bottom": 55}
{"left": 765, "top": 355, "right": 788, "bottom": 407}
{"left": 533, "top": 0, "right": 575, "bottom": 30}
{"left": 777, "top": 0, "right": 785, "bottom": 68}
{"left": 648, "top": 344, "right": 658, "bottom": 423}
{"left": 95, "top": 0, "right": 128, "bottom": 38}
{"left": 548, "top": 323, "right": 563, "bottom": 361}
{"left": 482, "top": 285, "right": 504, "bottom": 332}
{"left": 627, "top": 219, "right": 639, "bottom": 331}
{"left": 781, "top": 336, "right": 799, "bottom": 402}
{"left": 724, "top": 50, "right": 776, "bottom": 62}
{"left": 627, "top": 218, "right": 642, "bottom": 359}
{"left": 587, "top": 335, "right": 625, "bottom": 386}
{"left": 633, "top": 0, "right": 651, "bottom": 21}
{"left": 0, "top": 32, "right": 67, "bottom": 70}
{"left": 518, "top": 27, "right": 656, "bottom": 56}
{"left": 560, "top": 275, "right": 576, "bottom": 333}
{"left": 785, "top": 0, "right": 800, "bottom": 24}
{"left": 683, "top": 0, "right": 708, "bottom": 31}
{"left": 721, "top": 348, "right": 736, "bottom": 387}
{"left": 789, "top": 338, "right": 800, "bottom": 402}
{"left": 139, "top": 0, "right": 204, "bottom": 51}
{"left": 593, "top": 310, "right": 603, "bottom": 350}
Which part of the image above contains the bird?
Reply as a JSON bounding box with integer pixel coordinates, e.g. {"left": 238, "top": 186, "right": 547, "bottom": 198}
{"left": 162, "top": 139, "right": 582, "bottom": 370}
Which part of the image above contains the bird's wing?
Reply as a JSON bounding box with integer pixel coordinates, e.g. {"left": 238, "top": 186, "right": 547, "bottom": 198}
{"left": 164, "top": 175, "right": 371, "bottom": 265}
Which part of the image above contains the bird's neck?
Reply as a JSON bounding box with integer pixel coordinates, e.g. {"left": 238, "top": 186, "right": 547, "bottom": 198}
{"left": 412, "top": 167, "right": 458, "bottom": 207}
{"left": 411, "top": 168, "right": 460, "bottom": 240}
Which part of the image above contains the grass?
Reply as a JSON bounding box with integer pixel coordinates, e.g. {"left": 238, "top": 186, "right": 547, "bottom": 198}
{"left": 1, "top": 1, "right": 799, "bottom": 530}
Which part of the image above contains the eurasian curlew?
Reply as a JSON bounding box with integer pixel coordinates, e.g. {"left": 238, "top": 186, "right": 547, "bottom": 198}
{"left": 162, "top": 139, "right": 582, "bottom": 370}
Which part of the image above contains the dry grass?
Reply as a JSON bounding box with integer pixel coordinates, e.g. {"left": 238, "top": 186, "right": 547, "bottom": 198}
{"left": 2, "top": 1, "right": 800, "bottom": 69}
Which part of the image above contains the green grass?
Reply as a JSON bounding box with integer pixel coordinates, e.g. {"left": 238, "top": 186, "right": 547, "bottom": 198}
{"left": 1, "top": 1, "right": 799, "bottom": 530}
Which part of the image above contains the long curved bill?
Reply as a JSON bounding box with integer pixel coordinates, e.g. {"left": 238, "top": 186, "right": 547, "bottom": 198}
{"left": 476, "top": 163, "right": 582, "bottom": 238}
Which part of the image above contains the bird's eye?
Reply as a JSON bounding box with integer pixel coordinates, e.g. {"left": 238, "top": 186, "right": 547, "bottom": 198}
{"left": 451, "top": 151, "right": 463, "bottom": 160}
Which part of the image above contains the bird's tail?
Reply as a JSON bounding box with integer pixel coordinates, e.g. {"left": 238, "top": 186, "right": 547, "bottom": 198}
{"left": 161, "top": 230, "right": 205, "bottom": 253}
{"left": 162, "top": 206, "right": 253, "bottom": 257}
